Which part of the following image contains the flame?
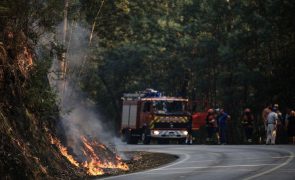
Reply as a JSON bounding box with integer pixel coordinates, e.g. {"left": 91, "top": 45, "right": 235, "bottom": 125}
{"left": 49, "top": 135, "right": 79, "bottom": 167}
{"left": 83, "top": 160, "right": 104, "bottom": 175}
{"left": 81, "top": 136, "right": 129, "bottom": 175}
{"left": 49, "top": 134, "right": 128, "bottom": 176}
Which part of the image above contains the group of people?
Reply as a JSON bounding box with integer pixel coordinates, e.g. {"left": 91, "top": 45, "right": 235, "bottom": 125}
{"left": 185, "top": 104, "right": 295, "bottom": 145}
{"left": 204, "top": 108, "right": 230, "bottom": 145}
{"left": 262, "top": 104, "right": 295, "bottom": 145}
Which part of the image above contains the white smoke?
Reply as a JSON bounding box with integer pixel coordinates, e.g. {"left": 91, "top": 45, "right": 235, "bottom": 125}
{"left": 38, "top": 21, "right": 120, "bottom": 156}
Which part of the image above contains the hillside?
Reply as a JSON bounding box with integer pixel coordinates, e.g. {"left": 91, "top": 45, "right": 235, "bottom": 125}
{"left": 0, "top": 26, "right": 86, "bottom": 179}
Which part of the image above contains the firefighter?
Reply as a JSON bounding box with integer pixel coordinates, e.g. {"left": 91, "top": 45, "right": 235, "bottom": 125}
{"left": 185, "top": 114, "right": 193, "bottom": 145}
{"left": 287, "top": 110, "right": 295, "bottom": 144}
{"left": 206, "top": 109, "right": 218, "bottom": 144}
{"left": 241, "top": 108, "right": 254, "bottom": 143}
{"left": 274, "top": 104, "right": 286, "bottom": 144}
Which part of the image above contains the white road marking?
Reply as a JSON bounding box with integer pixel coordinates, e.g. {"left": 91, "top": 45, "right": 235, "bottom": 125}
{"left": 185, "top": 155, "right": 294, "bottom": 163}
{"left": 185, "top": 159, "right": 216, "bottom": 163}
{"left": 243, "top": 150, "right": 294, "bottom": 180}
{"left": 145, "top": 169, "right": 253, "bottom": 174}
{"left": 151, "top": 163, "right": 280, "bottom": 171}
{"left": 271, "top": 155, "right": 294, "bottom": 159}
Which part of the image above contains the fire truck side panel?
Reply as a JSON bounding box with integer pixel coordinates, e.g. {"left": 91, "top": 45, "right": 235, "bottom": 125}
{"left": 121, "top": 100, "right": 138, "bottom": 129}
{"left": 121, "top": 105, "right": 129, "bottom": 128}
{"left": 129, "top": 104, "right": 138, "bottom": 128}
{"left": 136, "top": 101, "right": 142, "bottom": 129}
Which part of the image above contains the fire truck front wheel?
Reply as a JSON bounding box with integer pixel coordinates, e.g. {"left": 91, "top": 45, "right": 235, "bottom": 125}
{"left": 142, "top": 132, "right": 151, "bottom": 144}
{"left": 126, "top": 130, "right": 138, "bottom": 144}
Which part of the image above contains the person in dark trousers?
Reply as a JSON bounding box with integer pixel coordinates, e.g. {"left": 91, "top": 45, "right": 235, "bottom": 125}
{"left": 274, "top": 104, "right": 285, "bottom": 144}
{"left": 241, "top": 108, "right": 254, "bottom": 143}
{"left": 286, "top": 110, "right": 295, "bottom": 144}
{"left": 185, "top": 115, "right": 193, "bottom": 145}
{"left": 217, "top": 108, "right": 230, "bottom": 145}
{"left": 206, "top": 109, "right": 218, "bottom": 144}
{"left": 283, "top": 107, "right": 292, "bottom": 144}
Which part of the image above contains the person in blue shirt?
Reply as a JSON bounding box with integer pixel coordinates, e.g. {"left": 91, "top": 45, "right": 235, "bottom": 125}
{"left": 217, "top": 108, "right": 230, "bottom": 144}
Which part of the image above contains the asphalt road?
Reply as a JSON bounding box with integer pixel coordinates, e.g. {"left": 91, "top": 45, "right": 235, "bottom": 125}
{"left": 101, "top": 144, "right": 295, "bottom": 180}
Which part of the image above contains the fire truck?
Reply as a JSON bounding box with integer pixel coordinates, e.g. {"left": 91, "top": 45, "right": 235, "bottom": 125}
{"left": 120, "top": 89, "right": 190, "bottom": 144}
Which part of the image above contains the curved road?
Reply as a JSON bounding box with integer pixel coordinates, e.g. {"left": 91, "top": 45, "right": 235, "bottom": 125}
{"left": 102, "top": 144, "right": 295, "bottom": 180}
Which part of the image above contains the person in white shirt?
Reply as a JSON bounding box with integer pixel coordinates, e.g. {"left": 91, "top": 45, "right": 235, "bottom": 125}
{"left": 266, "top": 107, "right": 278, "bottom": 145}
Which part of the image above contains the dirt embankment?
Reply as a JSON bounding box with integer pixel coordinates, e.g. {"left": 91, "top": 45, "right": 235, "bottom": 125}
{"left": 0, "top": 27, "right": 86, "bottom": 179}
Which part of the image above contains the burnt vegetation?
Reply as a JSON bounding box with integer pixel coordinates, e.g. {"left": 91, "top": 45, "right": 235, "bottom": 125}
{"left": 0, "top": 2, "right": 84, "bottom": 178}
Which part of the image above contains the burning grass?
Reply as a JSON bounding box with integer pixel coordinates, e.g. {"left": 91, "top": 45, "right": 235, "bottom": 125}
{"left": 49, "top": 134, "right": 129, "bottom": 176}
{"left": 50, "top": 136, "right": 80, "bottom": 167}
{"left": 97, "top": 151, "right": 179, "bottom": 178}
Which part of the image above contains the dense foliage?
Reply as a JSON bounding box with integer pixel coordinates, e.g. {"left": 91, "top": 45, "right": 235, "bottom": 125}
{"left": 76, "top": 0, "right": 295, "bottom": 130}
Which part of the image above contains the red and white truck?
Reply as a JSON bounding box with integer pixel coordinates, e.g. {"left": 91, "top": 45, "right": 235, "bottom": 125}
{"left": 120, "top": 89, "right": 190, "bottom": 144}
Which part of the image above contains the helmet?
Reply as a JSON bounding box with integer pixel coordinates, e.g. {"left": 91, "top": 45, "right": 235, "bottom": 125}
{"left": 207, "top": 109, "right": 214, "bottom": 113}
{"left": 244, "top": 108, "right": 251, "bottom": 113}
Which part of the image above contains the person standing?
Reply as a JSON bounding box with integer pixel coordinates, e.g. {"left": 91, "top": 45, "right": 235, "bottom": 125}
{"left": 284, "top": 108, "right": 292, "bottom": 126}
{"left": 274, "top": 104, "right": 285, "bottom": 144}
{"left": 286, "top": 110, "right": 295, "bottom": 144}
{"left": 241, "top": 108, "right": 254, "bottom": 143}
{"left": 205, "top": 109, "right": 218, "bottom": 144}
{"left": 266, "top": 107, "right": 278, "bottom": 145}
{"left": 217, "top": 108, "right": 230, "bottom": 145}
{"left": 262, "top": 105, "right": 272, "bottom": 125}
{"left": 261, "top": 105, "right": 272, "bottom": 142}
{"left": 185, "top": 114, "right": 193, "bottom": 145}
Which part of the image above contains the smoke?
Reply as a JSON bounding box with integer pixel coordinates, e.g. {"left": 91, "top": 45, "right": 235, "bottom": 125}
{"left": 38, "top": 21, "right": 119, "bottom": 156}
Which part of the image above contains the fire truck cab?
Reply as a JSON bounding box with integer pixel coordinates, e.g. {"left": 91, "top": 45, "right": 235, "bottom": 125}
{"left": 121, "top": 89, "right": 190, "bottom": 144}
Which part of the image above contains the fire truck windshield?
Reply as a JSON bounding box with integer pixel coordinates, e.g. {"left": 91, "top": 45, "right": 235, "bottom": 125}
{"left": 153, "top": 100, "right": 186, "bottom": 115}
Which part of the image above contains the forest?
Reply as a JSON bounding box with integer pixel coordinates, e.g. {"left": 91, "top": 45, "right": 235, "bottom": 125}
{"left": 73, "top": 0, "right": 295, "bottom": 126}
{"left": 0, "top": 0, "right": 295, "bottom": 179}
